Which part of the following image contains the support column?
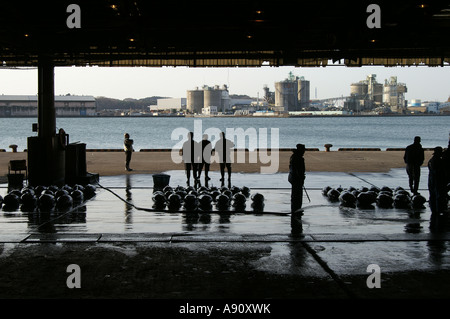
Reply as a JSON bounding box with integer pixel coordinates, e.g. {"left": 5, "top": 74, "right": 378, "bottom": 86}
{"left": 38, "top": 56, "right": 56, "bottom": 138}
{"left": 27, "top": 55, "right": 65, "bottom": 186}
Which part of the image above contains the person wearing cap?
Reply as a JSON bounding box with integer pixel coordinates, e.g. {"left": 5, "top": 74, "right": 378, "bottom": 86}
{"left": 123, "top": 133, "right": 134, "bottom": 171}
{"left": 288, "top": 144, "right": 306, "bottom": 213}
{"left": 404, "top": 136, "right": 425, "bottom": 195}
{"left": 428, "top": 146, "right": 446, "bottom": 229}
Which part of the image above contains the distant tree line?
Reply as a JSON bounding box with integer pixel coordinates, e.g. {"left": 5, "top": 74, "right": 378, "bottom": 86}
{"left": 95, "top": 96, "right": 168, "bottom": 110}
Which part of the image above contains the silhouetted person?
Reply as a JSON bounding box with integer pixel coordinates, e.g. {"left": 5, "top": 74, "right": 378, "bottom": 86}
{"left": 197, "top": 134, "right": 212, "bottom": 184}
{"left": 428, "top": 147, "right": 446, "bottom": 229}
{"left": 182, "top": 132, "right": 200, "bottom": 186}
{"left": 443, "top": 140, "right": 450, "bottom": 187}
{"left": 215, "top": 132, "right": 234, "bottom": 187}
{"left": 289, "top": 144, "right": 306, "bottom": 213}
{"left": 123, "top": 133, "right": 134, "bottom": 171}
{"left": 404, "top": 136, "right": 424, "bottom": 194}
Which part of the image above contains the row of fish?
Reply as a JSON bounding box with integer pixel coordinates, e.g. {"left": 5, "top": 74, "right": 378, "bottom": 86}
{"left": 152, "top": 185, "right": 265, "bottom": 212}
{"left": 322, "top": 185, "right": 427, "bottom": 209}
{"left": 0, "top": 184, "right": 97, "bottom": 213}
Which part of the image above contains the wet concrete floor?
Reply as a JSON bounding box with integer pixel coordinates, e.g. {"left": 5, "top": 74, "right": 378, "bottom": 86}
{"left": 1, "top": 168, "right": 450, "bottom": 301}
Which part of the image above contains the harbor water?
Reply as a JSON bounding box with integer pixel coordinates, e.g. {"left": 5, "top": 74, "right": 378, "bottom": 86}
{"left": 0, "top": 115, "right": 448, "bottom": 151}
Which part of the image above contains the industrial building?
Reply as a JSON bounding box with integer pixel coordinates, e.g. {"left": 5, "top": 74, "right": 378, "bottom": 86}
{"left": 383, "top": 76, "right": 408, "bottom": 112}
{"left": 201, "top": 105, "right": 218, "bottom": 116}
{"left": 263, "top": 85, "right": 275, "bottom": 105}
{"left": 439, "top": 102, "right": 450, "bottom": 114}
{"left": 229, "top": 98, "right": 255, "bottom": 109}
{"left": 407, "top": 100, "right": 449, "bottom": 114}
{"left": 346, "top": 75, "right": 407, "bottom": 113}
{"left": 352, "top": 74, "right": 383, "bottom": 103}
{"left": 186, "top": 85, "right": 230, "bottom": 114}
{"left": 151, "top": 97, "right": 186, "bottom": 112}
{"left": 274, "top": 72, "right": 310, "bottom": 111}
{"left": 347, "top": 74, "right": 383, "bottom": 112}
{"left": 0, "top": 95, "right": 96, "bottom": 117}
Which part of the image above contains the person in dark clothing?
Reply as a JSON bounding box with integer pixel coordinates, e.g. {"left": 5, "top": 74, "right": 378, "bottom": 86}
{"left": 443, "top": 140, "right": 450, "bottom": 187}
{"left": 428, "top": 147, "right": 447, "bottom": 229}
{"left": 182, "top": 132, "right": 200, "bottom": 186}
{"left": 123, "top": 133, "right": 134, "bottom": 171}
{"left": 215, "top": 132, "right": 234, "bottom": 187}
{"left": 288, "top": 144, "right": 306, "bottom": 213}
{"left": 404, "top": 136, "right": 425, "bottom": 195}
{"left": 197, "top": 134, "right": 212, "bottom": 184}
{"left": 443, "top": 141, "right": 450, "bottom": 209}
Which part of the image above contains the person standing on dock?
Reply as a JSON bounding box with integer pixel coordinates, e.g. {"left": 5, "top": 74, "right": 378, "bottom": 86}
{"left": 215, "top": 131, "right": 234, "bottom": 187}
{"left": 428, "top": 146, "right": 446, "bottom": 229}
{"left": 404, "top": 136, "right": 424, "bottom": 195}
{"left": 441, "top": 140, "right": 450, "bottom": 212}
{"left": 123, "top": 133, "right": 134, "bottom": 171}
{"left": 197, "top": 134, "right": 212, "bottom": 184}
{"left": 288, "top": 143, "right": 306, "bottom": 213}
{"left": 443, "top": 140, "right": 450, "bottom": 187}
{"left": 182, "top": 132, "right": 200, "bottom": 186}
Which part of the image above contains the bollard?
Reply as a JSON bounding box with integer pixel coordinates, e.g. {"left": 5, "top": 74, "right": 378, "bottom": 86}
{"left": 9, "top": 144, "right": 18, "bottom": 152}
{"left": 324, "top": 144, "right": 333, "bottom": 152}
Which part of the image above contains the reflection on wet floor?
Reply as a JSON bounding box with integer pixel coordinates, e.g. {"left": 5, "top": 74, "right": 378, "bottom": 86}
{"left": 1, "top": 168, "right": 448, "bottom": 238}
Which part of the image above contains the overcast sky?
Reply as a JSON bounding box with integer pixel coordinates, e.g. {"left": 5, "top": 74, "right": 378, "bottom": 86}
{"left": 0, "top": 64, "right": 449, "bottom": 102}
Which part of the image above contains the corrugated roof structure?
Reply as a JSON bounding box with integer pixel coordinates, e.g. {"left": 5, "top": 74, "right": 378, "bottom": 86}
{"left": 1, "top": 0, "right": 449, "bottom": 68}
